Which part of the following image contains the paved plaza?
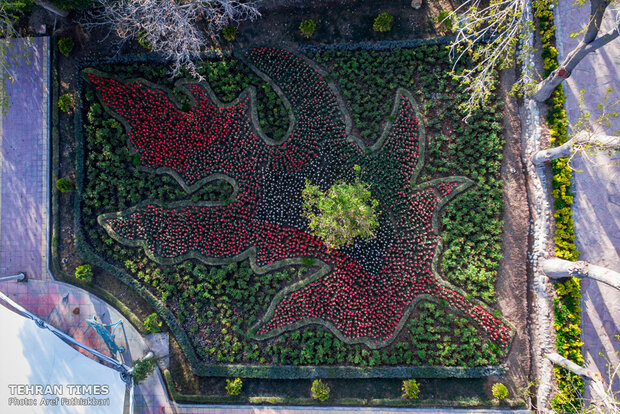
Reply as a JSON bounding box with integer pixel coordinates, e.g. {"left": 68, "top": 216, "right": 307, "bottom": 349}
{"left": 555, "top": 0, "right": 620, "bottom": 394}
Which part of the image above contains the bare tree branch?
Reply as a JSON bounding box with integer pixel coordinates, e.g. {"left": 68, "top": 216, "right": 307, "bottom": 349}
{"left": 82, "top": 0, "right": 260, "bottom": 79}
{"left": 532, "top": 0, "right": 619, "bottom": 102}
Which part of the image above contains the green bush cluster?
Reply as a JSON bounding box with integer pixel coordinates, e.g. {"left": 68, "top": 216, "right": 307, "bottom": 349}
{"left": 373, "top": 13, "right": 393, "bottom": 32}
{"left": 535, "top": 0, "right": 584, "bottom": 410}
{"left": 436, "top": 10, "right": 454, "bottom": 33}
{"left": 225, "top": 377, "right": 243, "bottom": 395}
{"left": 312, "top": 47, "right": 504, "bottom": 304}
{"left": 144, "top": 312, "right": 163, "bottom": 333}
{"left": 58, "top": 37, "right": 74, "bottom": 57}
{"left": 56, "top": 177, "right": 74, "bottom": 193}
{"left": 401, "top": 379, "right": 420, "bottom": 399}
{"left": 222, "top": 26, "right": 238, "bottom": 41}
{"left": 51, "top": 0, "right": 93, "bottom": 10}
{"left": 75, "top": 264, "right": 93, "bottom": 283}
{"left": 302, "top": 165, "right": 379, "bottom": 250}
{"left": 133, "top": 356, "right": 156, "bottom": 383}
{"left": 491, "top": 382, "right": 508, "bottom": 400}
{"left": 311, "top": 379, "right": 330, "bottom": 401}
{"left": 299, "top": 19, "right": 316, "bottom": 38}
{"left": 137, "top": 31, "right": 153, "bottom": 51}
{"left": 58, "top": 93, "right": 75, "bottom": 113}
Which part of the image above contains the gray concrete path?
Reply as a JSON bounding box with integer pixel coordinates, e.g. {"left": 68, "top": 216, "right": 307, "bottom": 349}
{"left": 555, "top": 0, "right": 620, "bottom": 395}
{"left": 0, "top": 36, "right": 49, "bottom": 281}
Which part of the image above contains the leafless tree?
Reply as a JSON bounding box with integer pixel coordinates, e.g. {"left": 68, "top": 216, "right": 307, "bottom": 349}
{"left": 443, "top": 0, "right": 532, "bottom": 119}
{"left": 546, "top": 352, "right": 620, "bottom": 414}
{"left": 532, "top": 0, "right": 620, "bottom": 102}
{"left": 82, "top": 0, "right": 260, "bottom": 79}
{"left": 533, "top": 88, "right": 619, "bottom": 168}
{"left": 443, "top": 0, "right": 620, "bottom": 116}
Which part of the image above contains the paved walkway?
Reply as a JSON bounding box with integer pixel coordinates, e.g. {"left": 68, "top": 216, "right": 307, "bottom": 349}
{"left": 0, "top": 36, "right": 49, "bottom": 281}
{"left": 555, "top": 0, "right": 620, "bottom": 395}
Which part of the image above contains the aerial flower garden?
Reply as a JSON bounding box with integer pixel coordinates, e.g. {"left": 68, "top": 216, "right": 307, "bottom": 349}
{"left": 79, "top": 45, "right": 512, "bottom": 372}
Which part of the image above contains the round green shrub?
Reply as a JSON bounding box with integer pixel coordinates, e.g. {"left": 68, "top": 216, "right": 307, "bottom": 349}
{"left": 58, "top": 37, "right": 74, "bottom": 57}
{"left": 58, "top": 93, "right": 75, "bottom": 113}
{"left": 302, "top": 165, "right": 379, "bottom": 250}
{"left": 222, "top": 26, "right": 238, "bottom": 41}
{"left": 492, "top": 382, "right": 508, "bottom": 400}
{"left": 132, "top": 357, "right": 156, "bottom": 384}
{"left": 299, "top": 19, "right": 316, "bottom": 38}
{"left": 225, "top": 377, "right": 243, "bottom": 396}
{"left": 373, "top": 13, "right": 393, "bottom": 32}
{"left": 74, "top": 264, "right": 93, "bottom": 283}
{"left": 402, "top": 379, "right": 420, "bottom": 399}
{"left": 143, "top": 312, "right": 162, "bottom": 333}
{"left": 137, "top": 31, "right": 153, "bottom": 51}
{"left": 311, "top": 379, "right": 330, "bottom": 402}
{"left": 436, "top": 10, "right": 454, "bottom": 33}
{"left": 56, "top": 177, "right": 74, "bottom": 193}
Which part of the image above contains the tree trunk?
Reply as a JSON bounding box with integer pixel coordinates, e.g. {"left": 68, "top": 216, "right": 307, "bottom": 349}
{"left": 542, "top": 258, "right": 620, "bottom": 290}
{"left": 33, "top": 0, "right": 69, "bottom": 18}
{"left": 531, "top": 0, "right": 618, "bottom": 102}
{"left": 546, "top": 353, "right": 618, "bottom": 414}
{"left": 532, "top": 132, "right": 620, "bottom": 165}
{"left": 546, "top": 353, "right": 600, "bottom": 380}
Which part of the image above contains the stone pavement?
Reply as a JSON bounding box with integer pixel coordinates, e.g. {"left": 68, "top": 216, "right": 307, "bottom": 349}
{"left": 555, "top": 0, "right": 620, "bottom": 395}
{"left": 0, "top": 36, "right": 49, "bottom": 281}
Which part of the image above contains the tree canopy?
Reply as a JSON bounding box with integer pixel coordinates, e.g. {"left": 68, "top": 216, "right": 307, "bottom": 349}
{"left": 302, "top": 165, "right": 380, "bottom": 250}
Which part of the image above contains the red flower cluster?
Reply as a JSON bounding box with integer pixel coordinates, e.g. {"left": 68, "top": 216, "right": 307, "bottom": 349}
{"left": 93, "top": 47, "right": 512, "bottom": 349}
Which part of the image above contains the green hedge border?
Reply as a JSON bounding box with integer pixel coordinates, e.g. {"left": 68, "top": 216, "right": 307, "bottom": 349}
{"left": 49, "top": 36, "right": 150, "bottom": 337}
{"left": 161, "top": 368, "right": 525, "bottom": 407}
{"left": 534, "top": 2, "right": 584, "bottom": 411}
{"left": 65, "top": 42, "right": 511, "bottom": 378}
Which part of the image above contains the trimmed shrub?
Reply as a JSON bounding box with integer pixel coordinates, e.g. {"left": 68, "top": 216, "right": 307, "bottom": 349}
{"left": 299, "top": 19, "right": 316, "bottom": 38}
{"left": 402, "top": 379, "right": 420, "bottom": 399}
{"left": 144, "top": 312, "right": 163, "bottom": 333}
{"left": 436, "top": 10, "right": 454, "bottom": 33}
{"left": 311, "top": 379, "right": 330, "bottom": 402}
{"left": 75, "top": 264, "right": 93, "bottom": 283}
{"left": 222, "top": 26, "right": 237, "bottom": 41}
{"left": 302, "top": 165, "right": 379, "bottom": 250}
{"left": 58, "top": 93, "right": 75, "bottom": 113}
{"left": 51, "top": 0, "right": 94, "bottom": 10}
{"left": 137, "top": 31, "right": 153, "bottom": 51}
{"left": 133, "top": 357, "right": 156, "bottom": 383}
{"left": 225, "top": 377, "right": 243, "bottom": 395}
{"left": 492, "top": 382, "right": 508, "bottom": 400}
{"left": 373, "top": 13, "right": 393, "bottom": 32}
{"left": 58, "top": 37, "right": 74, "bottom": 57}
{"left": 56, "top": 177, "right": 74, "bottom": 193}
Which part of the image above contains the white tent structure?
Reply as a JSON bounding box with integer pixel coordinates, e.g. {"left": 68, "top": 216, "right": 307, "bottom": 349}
{"left": 0, "top": 294, "right": 127, "bottom": 413}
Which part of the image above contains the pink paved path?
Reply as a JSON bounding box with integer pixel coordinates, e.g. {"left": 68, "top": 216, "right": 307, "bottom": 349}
{"left": 555, "top": 0, "right": 620, "bottom": 395}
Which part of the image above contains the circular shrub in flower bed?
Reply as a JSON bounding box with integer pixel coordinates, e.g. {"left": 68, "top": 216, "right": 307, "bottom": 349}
{"left": 86, "top": 47, "right": 512, "bottom": 351}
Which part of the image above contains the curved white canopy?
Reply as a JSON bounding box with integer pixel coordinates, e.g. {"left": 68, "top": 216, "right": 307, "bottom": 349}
{"left": 0, "top": 301, "right": 126, "bottom": 413}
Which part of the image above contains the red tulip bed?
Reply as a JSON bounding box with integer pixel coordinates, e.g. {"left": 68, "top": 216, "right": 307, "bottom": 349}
{"left": 86, "top": 47, "right": 512, "bottom": 354}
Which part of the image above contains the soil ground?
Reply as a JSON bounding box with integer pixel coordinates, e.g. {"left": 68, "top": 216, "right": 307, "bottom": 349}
{"left": 46, "top": 0, "right": 531, "bottom": 406}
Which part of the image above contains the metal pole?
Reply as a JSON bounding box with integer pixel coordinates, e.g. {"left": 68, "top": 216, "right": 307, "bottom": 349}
{"left": 0, "top": 273, "right": 25, "bottom": 282}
